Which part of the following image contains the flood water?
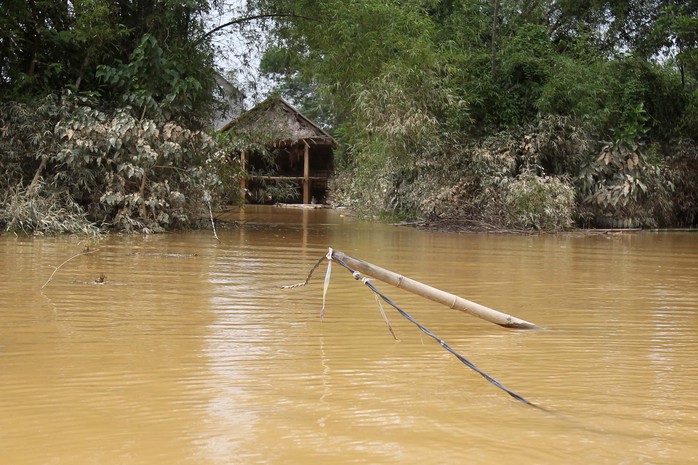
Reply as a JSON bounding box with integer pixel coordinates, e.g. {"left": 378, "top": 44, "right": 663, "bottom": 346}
{"left": 1, "top": 206, "right": 697, "bottom": 465}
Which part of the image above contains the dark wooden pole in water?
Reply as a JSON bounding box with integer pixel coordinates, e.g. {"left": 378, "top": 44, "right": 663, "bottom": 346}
{"left": 240, "top": 150, "right": 248, "bottom": 200}
{"left": 302, "top": 141, "right": 310, "bottom": 204}
{"left": 331, "top": 250, "right": 540, "bottom": 330}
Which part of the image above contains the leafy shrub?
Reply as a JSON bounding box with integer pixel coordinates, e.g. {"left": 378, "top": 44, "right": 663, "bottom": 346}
{"left": 0, "top": 94, "right": 240, "bottom": 234}
{"left": 521, "top": 115, "right": 592, "bottom": 176}
{"left": 0, "top": 95, "right": 67, "bottom": 187}
{"left": 54, "top": 106, "right": 230, "bottom": 232}
{"left": 491, "top": 170, "right": 576, "bottom": 231}
{"left": 578, "top": 140, "right": 671, "bottom": 228}
{"left": 663, "top": 139, "right": 698, "bottom": 227}
{"left": 398, "top": 126, "right": 578, "bottom": 231}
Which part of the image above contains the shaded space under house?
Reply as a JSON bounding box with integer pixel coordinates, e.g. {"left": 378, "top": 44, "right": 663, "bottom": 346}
{"left": 220, "top": 97, "right": 337, "bottom": 205}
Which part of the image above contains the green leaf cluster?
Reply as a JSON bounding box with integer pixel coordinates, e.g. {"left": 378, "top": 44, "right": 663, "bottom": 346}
{"left": 1, "top": 0, "right": 216, "bottom": 126}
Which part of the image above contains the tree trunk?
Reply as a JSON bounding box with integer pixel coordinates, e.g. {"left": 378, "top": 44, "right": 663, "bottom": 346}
{"left": 29, "top": 155, "right": 48, "bottom": 191}
{"left": 491, "top": 0, "right": 499, "bottom": 75}
{"left": 74, "top": 53, "right": 91, "bottom": 91}
{"left": 139, "top": 171, "right": 148, "bottom": 220}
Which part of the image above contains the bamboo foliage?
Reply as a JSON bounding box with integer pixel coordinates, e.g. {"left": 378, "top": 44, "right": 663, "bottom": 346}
{"left": 579, "top": 140, "right": 671, "bottom": 228}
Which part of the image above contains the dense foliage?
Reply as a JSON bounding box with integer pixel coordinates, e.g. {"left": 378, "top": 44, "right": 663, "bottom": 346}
{"left": 1, "top": 94, "right": 238, "bottom": 233}
{"left": 2, "top": 1, "right": 696, "bottom": 232}
{"left": 0, "top": 0, "right": 217, "bottom": 123}
{"left": 0, "top": 1, "right": 242, "bottom": 234}
{"left": 255, "top": 0, "right": 698, "bottom": 229}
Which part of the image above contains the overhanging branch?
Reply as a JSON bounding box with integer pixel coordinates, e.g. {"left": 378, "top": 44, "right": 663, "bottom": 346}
{"left": 196, "top": 13, "right": 314, "bottom": 45}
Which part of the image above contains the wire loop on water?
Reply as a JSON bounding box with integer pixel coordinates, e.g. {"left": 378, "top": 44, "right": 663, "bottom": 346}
{"left": 280, "top": 253, "right": 327, "bottom": 289}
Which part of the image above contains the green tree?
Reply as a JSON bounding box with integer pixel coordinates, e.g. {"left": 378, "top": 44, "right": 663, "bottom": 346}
{"left": 0, "top": 1, "right": 252, "bottom": 234}
{"left": 0, "top": 0, "right": 217, "bottom": 124}
{"left": 253, "top": 0, "right": 696, "bottom": 227}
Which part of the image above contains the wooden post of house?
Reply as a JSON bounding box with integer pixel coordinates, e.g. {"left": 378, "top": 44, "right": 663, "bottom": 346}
{"left": 302, "top": 141, "right": 310, "bottom": 204}
{"left": 240, "top": 150, "right": 248, "bottom": 201}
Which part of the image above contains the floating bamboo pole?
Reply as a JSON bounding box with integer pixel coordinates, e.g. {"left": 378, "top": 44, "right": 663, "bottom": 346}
{"left": 331, "top": 250, "right": 540, "bottom": 330}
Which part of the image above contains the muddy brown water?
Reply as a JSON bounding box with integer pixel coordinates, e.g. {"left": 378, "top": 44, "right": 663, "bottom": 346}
{"left": 1, "top": 206, "right": 697, "bottom": 464}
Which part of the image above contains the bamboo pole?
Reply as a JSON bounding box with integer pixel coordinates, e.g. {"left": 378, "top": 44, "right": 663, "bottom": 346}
{"left": 331, "top": 250, "right": 540, "bottom": 330}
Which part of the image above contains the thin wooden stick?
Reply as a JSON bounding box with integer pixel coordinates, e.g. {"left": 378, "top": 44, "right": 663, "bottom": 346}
{"left": 331, "top": 249, "right": 540, "bottom": 329}
{"left": 206, "top": 196, "right": 220, "bottom": 242}
{"left": 41, "top": 250, "right": 97, "bottom": 290}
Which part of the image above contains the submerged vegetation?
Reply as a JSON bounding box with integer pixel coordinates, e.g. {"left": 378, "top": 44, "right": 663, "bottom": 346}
{"left": 1, "top": 1, "right": 697, "bottom": 233}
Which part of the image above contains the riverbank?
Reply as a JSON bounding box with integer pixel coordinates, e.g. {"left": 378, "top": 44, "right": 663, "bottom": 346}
{"left": 404, "top": 217, "right": 646, "bottom": 235}
{"left": 221, "top": 205, "right": 690, "bottom": 235}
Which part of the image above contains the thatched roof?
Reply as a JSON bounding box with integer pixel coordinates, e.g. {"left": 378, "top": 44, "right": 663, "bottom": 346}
{"left": 220, "top": 96, "right": 338, "bottom": 148}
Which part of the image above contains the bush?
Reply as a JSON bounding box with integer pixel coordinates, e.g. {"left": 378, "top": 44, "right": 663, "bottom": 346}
{"left": 492, "top": 170, "right": 576, "bottom": 231}
{"left": 0, "top": 94, "right": 241, "bottom": 234}
{"left": 382, "top": 123, "right": 579, "bottom": 231}
{"left": 577, "top": 140, "right": 672, "bottom": 228}
{"left": 664, "top": 139, "right": 698, "bottom": 227}
{"left": 1, "top": 182, "right": 99, "bottom": 235}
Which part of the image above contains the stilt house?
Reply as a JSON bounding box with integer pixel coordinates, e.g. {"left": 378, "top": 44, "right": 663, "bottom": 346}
{"left": 220, "top": 97, "right": 337, "bottom": 204}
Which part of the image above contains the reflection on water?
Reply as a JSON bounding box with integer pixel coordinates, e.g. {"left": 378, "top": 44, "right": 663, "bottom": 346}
{"left": 1, "top": 206, "right": 697, "bottom": 464}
